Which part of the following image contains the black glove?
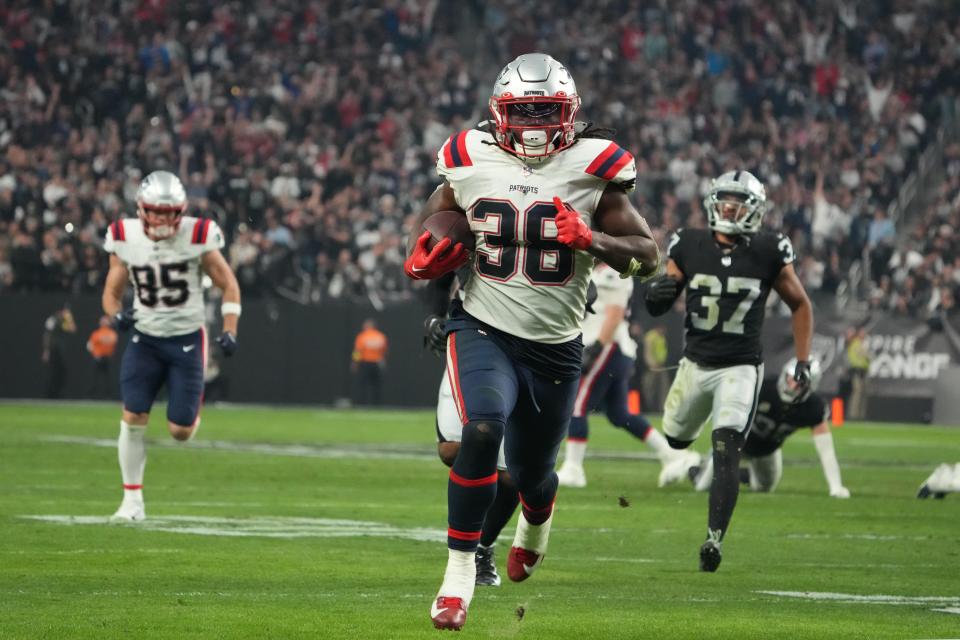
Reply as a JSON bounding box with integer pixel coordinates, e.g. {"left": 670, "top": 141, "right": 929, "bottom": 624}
{"left": 792, "top": 360, "right": 812, "bottom": 402}
{"left": 645, "top": 276, "right": 680, "bottom": 303}
{"left": 112, "top": 308, "right": 136, "bottom": 332}
{"left": 644, "top": 276, "right": 681, "bottom": 317}
{"left": 582, "top": 342, "right": 603, "bottom": 370}
{"left": 216, "top": 332, "right": 238, "bottom": 357}
{"left": 423, "top": 315, "right": 447, "bottom": 358}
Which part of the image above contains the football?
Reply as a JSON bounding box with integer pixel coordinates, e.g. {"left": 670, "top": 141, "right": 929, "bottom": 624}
{"left": 422, "top": 210, "right": 475, "bottom": 252}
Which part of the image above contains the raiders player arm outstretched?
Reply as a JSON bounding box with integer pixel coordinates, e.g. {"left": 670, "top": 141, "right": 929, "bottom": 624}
{"left": 556, "top": 183, "right": 659, "bottom": 279}
{"left": 202, "top": 250, "right": 241, "bottom": 356}
{"left": 773, "top": 263, "right": 812, "bottom": 364}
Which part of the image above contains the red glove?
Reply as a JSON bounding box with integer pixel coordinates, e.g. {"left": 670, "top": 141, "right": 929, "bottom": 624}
{"left": 404, "top": 231, "right": 469, "bottom": 280}
{"left": 554, "top": 197, "right": 593, "bottom": 250}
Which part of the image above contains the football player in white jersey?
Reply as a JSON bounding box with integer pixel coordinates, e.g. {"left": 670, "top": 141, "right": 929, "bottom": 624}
{"left": 404, "top": 53, "right": 659, "bottom": 631}
{"left": 556, "top": 262, "right": 699, "bottom": 489}
{"left": 101, "top": 170, "right": 241, "bottom": 522}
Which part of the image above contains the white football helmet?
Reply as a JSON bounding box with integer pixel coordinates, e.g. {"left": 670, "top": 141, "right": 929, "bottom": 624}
{"left": 488, "top": 53, "right": 580, "bottom": 160}
{"left": 703, "top": 170, "right": 767, "bottom": 235}
{"left": 777, "top": 357, "right": 822, "bottom": 404}
{"left": 137, "top": 170, "right": 187, "bottom": 241}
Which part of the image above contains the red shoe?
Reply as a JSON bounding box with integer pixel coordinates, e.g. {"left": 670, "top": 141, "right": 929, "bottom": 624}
{"left": 507, "top": 546, "right": 544, "bottom": 582}
{"left": 431, "top": 596, "right": 466, "bottom": 631}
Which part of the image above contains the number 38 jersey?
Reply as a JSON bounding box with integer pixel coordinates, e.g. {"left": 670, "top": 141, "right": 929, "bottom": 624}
{"left": 103, "top": 216, "right": 224, "bottom": 338}
{"left": 437, "top": 128, "right": 636, "bottom": 343}
{"left": 668, "top": 228, "right": 795, "bottom": 367}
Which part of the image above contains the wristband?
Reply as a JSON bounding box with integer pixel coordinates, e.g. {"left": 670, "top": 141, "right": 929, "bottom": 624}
{"left": 221, "top": 302, "right": 242, "bottom": 317}
{"left": 619, "top": 245, "right": 661, "bottom": 281}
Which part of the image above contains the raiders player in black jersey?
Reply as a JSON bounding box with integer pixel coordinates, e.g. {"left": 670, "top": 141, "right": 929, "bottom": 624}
{"left": 689, "top": 358, "right": 850, "bottom": 498}
{"left": 645, "top": 170, "right": 814, "bottom": 572}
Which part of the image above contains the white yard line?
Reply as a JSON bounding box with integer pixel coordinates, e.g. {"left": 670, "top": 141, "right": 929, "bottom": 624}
{"left": 20, "top": 514, "right": 447, "bottom": 543}
{"left": 757, "top": 590, "right": 960, "bottom": 615}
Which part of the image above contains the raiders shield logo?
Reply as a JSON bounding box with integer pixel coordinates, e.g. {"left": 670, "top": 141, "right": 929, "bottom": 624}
{"left": 721, "top": 256, "right": 732, "bottom": 267}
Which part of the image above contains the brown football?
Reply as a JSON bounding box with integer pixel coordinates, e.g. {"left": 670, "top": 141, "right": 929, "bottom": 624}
{"left": 422, "top": 210, "right": 475, "bottom": 252}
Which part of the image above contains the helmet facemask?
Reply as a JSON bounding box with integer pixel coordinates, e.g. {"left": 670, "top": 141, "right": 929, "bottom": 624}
{"left": 489, "top": 94, "right": 580, "bottom": 159}
{"left": 703, "top": 171, "right": 767, "bottom": 235}
{"left": 138, "top": 202, "right": 185, "bottom": 241}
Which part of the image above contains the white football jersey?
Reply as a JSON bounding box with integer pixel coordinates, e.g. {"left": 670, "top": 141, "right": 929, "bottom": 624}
{"left": 581, "top": 263, "right": 637, "bottom": 359}
{"left": 104, "top": 216, "right": 224, "bottom": 338}
{"left": 438, "top": 129, "right": 637, "bottom": 343}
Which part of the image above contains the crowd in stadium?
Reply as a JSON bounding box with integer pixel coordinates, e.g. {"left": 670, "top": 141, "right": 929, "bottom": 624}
{"left": 0, "top": 0, "right": 957, "bottom": 319}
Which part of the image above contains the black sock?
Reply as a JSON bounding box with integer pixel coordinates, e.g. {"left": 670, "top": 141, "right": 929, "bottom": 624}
{"left": 708, "top": 429, "right": 745, "bottom": 541}
{"left": 479, "top": 472, "right": 520, "bottom": 547}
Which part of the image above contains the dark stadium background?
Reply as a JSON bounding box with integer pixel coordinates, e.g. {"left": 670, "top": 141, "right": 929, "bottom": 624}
{"left": 1, "top": 1, "right": 958, "bottom": 421}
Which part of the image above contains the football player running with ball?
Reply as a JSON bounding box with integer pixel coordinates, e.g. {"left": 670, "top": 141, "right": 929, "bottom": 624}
{"left": 405, "top": 53, "right": 659, "bottom": 631}
{"left": 102, "top": 170, "right": 241, "bottom": 522}
{"left": 644, "top": 170, "right": 813, "bottom": 572}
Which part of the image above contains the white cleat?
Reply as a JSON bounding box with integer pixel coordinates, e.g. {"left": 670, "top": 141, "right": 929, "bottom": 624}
{"left": 110, "top": 500, "right": 146, "bottom": 522}
{"left": 658, "top": 451, "right": 701, "bottom": 488}
{"left": 556, "top": 463, "right": 587, "bottom": 488}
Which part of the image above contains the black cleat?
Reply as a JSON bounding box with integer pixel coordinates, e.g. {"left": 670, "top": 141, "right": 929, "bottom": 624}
{"left": 699, "top": 539, "right": 722, "bottom": 572}
{"left": 475, "top": 545, "right": 501, "bottom": 586}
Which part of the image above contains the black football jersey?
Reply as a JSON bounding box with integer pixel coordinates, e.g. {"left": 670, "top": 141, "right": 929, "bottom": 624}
{"left": 667, "top": 228, "right": 795, "bottom": 367}
{"left": 744, "top": 378, "right": 829, "bottom": 457}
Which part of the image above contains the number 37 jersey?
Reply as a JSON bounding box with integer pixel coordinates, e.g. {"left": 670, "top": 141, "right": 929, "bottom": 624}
{"left": 668, "top": 228, "right": 795, "bottom": 367}
{"left": 437, "top": 128, "right": 636, "bottom": 343}
{"left": 104, "top": 217, "right": 224, "bottom": 338}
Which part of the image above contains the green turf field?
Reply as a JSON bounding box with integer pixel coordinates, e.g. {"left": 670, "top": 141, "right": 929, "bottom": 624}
{"left": 1, "top": 402, "right": 958, "bottom": 639}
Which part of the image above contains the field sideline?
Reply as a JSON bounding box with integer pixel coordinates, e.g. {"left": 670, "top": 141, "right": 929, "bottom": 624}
{"left": 1, "top": 402, "right": 959, "bottom": 639}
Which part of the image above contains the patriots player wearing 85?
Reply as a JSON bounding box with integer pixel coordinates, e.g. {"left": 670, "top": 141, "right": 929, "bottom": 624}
{"left": 690, "top": 358, "right": 850, "bottom": 498}
{"left": 556, "top": 263, "right": 698, "bottom": 489}
{"left": 645, "top": 170, "right": 813, "bottom": 572}
{"left": 405, "top": 53, "right": 659, "bottom": 631}
{"left": 102, "top": 170, "right": 241, "bottom": 522}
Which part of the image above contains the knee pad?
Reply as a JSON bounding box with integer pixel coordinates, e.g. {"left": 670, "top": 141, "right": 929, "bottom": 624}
{"left": 711, "top": 428, "right": 745, "bottom": 455}
{"left": 666, "top": 435, "right": 695, "bottom": 450}
{"left": 454, "top": 420, "right": 505, "bottom": 477}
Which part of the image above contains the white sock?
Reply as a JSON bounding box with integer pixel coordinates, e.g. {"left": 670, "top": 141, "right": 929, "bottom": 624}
{"left": 118, "top": 421, "right": 146, "bottom": 502}
{"left": 437, "top": 549, "right": 477, "bottom": 607}
{"left": 812, "top": 431, "right": 844, "bottom": 494}
{"left": 643, "top": 428, "right": 674, "bottom": 462}
{"left": 513, "top": 511, "right": 553, "bottom": 555}
{"left": 562, "top": 439, "right": 587, "bottom": 468}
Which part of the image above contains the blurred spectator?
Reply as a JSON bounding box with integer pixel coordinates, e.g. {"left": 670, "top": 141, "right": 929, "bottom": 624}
{"left": 642, "top": 324, "right": 669, "bottom": 412}
{"left": 351, "top": 318, "right": 388, "bottom": 406}
{"left": 846, "top": 326, "right": 871, "bottom": 420}
{"left": 42, "top": 304, "right": 76, "bottom": 398}
{"left": 86, "top": 315, "right": 118, "bottom": 399}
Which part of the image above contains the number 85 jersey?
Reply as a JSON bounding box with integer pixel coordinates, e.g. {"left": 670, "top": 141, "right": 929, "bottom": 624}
{"left": 668, "top": 228, "right": 795, "bottom": 367}
{"left": 104, "top": 217, "right": 224, "bottom": 338}
{"left": 438, "top": 128, "right": 636, "bottom": 343}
